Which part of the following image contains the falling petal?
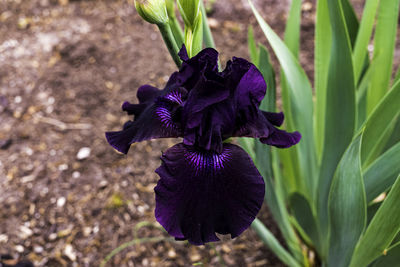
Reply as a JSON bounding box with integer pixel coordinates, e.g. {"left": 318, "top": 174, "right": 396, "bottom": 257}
{"left": 154, "top": 143, "right": 265, "bottom": 245}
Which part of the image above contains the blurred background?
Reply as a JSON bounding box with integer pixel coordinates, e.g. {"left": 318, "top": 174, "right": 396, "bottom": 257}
{"left": 0, "top": 0, "right": 398, "bottom": 266}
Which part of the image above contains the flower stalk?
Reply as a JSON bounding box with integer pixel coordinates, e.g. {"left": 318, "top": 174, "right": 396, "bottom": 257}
{"left": 134, "top": 0, "right": 182, "bottom": 68}
{"left": 158, "top": 22, "right": 182, "bottom": 68}
{"left": 166, "top": 0, "right": 185, "bottom": 49}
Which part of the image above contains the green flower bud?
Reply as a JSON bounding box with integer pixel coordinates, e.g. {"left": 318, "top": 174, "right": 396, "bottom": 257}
{"left": 165, "top": 0, "right": 176, "bottom": 19}
{"left": 134, "top": 0, "right": 169, "bottom": 25}
{"left": 177, "top": 0, "right": 201, "bottom": 29}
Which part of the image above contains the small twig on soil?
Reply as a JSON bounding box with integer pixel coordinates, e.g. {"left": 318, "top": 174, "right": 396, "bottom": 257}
{"left": 33, "top": 114, "right": 92, "bottom": 131}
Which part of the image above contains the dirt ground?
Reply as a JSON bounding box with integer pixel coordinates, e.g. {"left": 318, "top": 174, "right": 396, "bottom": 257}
{"left": 0, "top": 0, "right": 398, "bottom": 266}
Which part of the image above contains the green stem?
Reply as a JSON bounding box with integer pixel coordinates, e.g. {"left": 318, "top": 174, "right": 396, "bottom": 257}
{"left": 158, "top": 22, "right": 182, "bottom": 68}
{"left": 200, "top": 0, "right": 216, "bottom": 49}
{"left": 169, "top": 17, "right": 185, "bottom": 49}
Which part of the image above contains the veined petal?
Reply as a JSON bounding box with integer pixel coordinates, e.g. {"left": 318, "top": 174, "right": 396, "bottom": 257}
{"left": 105, "top": 89, "right": 187, "bottom": 154}
{"left": 154, "top": 143, "right": 265, "bottom": 245}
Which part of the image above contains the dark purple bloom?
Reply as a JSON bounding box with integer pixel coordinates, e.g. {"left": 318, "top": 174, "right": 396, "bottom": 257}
{"left": 106, "top": 46, "right": 301, "bottom": 245}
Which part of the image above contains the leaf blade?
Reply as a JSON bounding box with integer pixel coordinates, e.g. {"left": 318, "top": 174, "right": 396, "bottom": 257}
{"left": 328, "top": 135, "right": 366, "bottom": 267}
{"left": 251, "top": 219, "right": 302, "bottom": 267}
{"left": 366, "top": 0, "right": 400, "bottom": 114}
{"left": 314, "top": 0, "right": 332, "bottom": 161}
{"left": 350, "top": 174, "right": 400, "bottom": 267}
{"left": 248, "top": 0, "right": 317, "bottom": 202}
{"left": 317, "top": 0, "right": 356, "bottom": 250}
{"left": 372, "top": 243, "right": 400, "bottom": 267}
{"left": 362, "top": 79, "right": 400, "bottom": 167}
{"left": 364, "top": 142, "right": 400, "bottom": 203}
{"left": 353, "top": 0, "right": 380, "bottom": 81}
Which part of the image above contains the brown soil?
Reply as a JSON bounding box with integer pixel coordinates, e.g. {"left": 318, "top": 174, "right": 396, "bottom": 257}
{"left": 0, "top": 0, "right": 398, "bottom": 266}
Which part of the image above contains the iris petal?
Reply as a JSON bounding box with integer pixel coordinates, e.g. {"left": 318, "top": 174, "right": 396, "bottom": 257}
{"left": 154, "top": 143, "right": 265, "bottom": 245}
{"left": 233, "top": 109, "right": 300, "bottom": 148}
{"left": 262, "top": 111, "right": 284, "bottom": 127}
{"left": 106, "top": 89, "right": 187, "bottom": 154}
{"left": 137, "top": 84, "right": 161, "bottom": 103}
{"left": 235, "top": 63, "right": 266, "bottom": 108}
{"left": 261, "top": 128, "right": 302, "bottom": 148}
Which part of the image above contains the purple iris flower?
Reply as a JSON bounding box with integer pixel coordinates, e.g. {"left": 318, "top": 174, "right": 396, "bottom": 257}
{"left": 106, "top": 46, "right": 301, "bottom": 245}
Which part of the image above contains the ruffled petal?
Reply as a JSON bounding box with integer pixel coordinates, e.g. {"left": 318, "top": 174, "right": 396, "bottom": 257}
{"left": 137, "top": 84, "right": 161, "bottom": 103}
{"left": 262, "top": 111, "right": 284, "bottom": 127}
{"left": 121, "top": 101, "right": 147, "bottom": 116}
{"left": 154, "top": 143, "right": 265, "bottom": 245}
{"left": 182, "top": 77, "right": 235, "bottom": 152}
{"left": 235, "top": 64, "right": 266, "bottom": 108}
{"left": 233, "top": 110, "right": 300, "bottom": 149}
{"left": 222, "top": 57, "right": 256, "bottom": 93}
{"left": 261, "top": 128, "right": 301, "bottom": 148}
{"left": 106, "top": 89, "right": 187, "bottom": 154}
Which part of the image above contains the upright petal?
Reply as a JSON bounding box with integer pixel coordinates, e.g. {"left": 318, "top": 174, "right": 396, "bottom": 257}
{"left": 235, "top": 63, "right": 266, "bottom": 108}
{"left": 154, "top": 143, "right": 265, "bottom": 245}
{"left": 137, "top": 84, "right": 161, "bottom": 103}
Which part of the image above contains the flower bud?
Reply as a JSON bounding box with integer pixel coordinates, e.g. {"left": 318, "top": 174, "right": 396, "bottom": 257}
{"left": 177, "top": 0, "right": 201, "bottom": 29}
{"left": 165, "top": 0, "right": 176, "bottom": 19}
{"left": 134, "top": 0, "right": 169, "bottom": 25}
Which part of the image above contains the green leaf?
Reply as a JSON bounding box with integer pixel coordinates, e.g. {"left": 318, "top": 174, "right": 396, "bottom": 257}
{"left": 394, "top": 66, "right": 400, "bottom": 85}
{"left": 367, "top": 201, "right": 381, "bottom": 225}
{"left": 356, "top": 64, "right": 375, "bottom": 130}
{"left": 283, "top": 0, "right": 302, "bottom": 58}
{"left": 361, "top": 79, "right": 400, "bottom": 167}
{"left": 391, "top": 233, "right": 400, "bottom": 247}
{"left": 384, "top": 118, "right": 400, "bottom": 151}
{"left": 364, "top": 142, "right": 400, "bottom": 203}
{"left": 238, "top": 137, "right": 255, "bottom": 159}
{"left": 314, "top": 0, "right": 332, "bottom": 161}
{"left": 328, "top": 134, "right": 366, "bottom": 267}
{"left": 260, "top": 155, "right": 304, "bottom": 263}
{"left": 200, "top": 0, "right": 216, "bottom": 49}
{"left": 249, "top": 0, "right": 317, "bottom": 202}
{"left": 290, "top": 193, "right": 320, "bottom": 251}
{"left": 349, "top": 174, "right": 400, "bottom": 267}
{"left": 251, "top": 219, "right": 302, "bottom": 267}
{"left": 317, "top": 0, "right": 356, "bottom": 249}
{"left": 252, "top": 47, "right": 304, "bottom": 262}
{"left": 258, "top": 45, "right": 276, "bottom": 112}
{"left": 353, "top": 0, "right": 380, "bottom": 82}
{"left": 252, "top": 45, "right": 276, "bottom": 178}
{"left": 366, "top": 0, "right": 400, "bottom": 114}
{"left": 248, "top": 26, "right": 259, "bottom": 66}
{"left": 278, "top": 0, "right": 311, "bottom": 204}
{"left": 372, "top": 243, "right": 400, "bottom": 267}
{"left": 340, "top": 0, "right": 359, "bottom": 47}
